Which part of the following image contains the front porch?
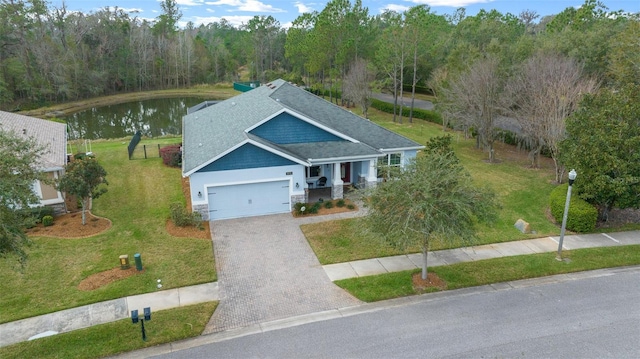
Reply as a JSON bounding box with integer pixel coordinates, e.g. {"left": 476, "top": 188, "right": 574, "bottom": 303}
{"left": 306, "top": 185, "right": 357, "bottom": 203}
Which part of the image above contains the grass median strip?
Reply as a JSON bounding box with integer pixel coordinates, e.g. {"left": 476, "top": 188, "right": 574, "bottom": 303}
{"left": 0, "top": 302, "right": 218, "bottom": 359}
{"left": 335, "top": 245, "right": 640, "bottom": 302}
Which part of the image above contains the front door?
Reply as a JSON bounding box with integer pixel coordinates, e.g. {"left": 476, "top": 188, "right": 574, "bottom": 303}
{"left": 340, "top": 162, "right": 351, "bottom": 183}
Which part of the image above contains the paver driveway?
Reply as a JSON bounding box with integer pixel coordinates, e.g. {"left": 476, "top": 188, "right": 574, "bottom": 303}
{"left": 204, "top": 212, "right": 362, "bottom": 333}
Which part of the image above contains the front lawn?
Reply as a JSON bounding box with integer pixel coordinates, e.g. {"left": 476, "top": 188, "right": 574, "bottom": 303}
{"left": 0, "top": 302, "right": 217, "bottom": 359}
{"left": 304, "top": 110, "right": 559, "bottom": 265}
{"left": 0, "top": 137, "right": 216, "bottom": 323}
{"left": 336, "top": 245, "right": 640, "bottom": 302}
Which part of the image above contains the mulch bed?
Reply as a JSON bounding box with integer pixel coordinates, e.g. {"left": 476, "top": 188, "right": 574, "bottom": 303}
{"left": 412, "top": 272, "right": 447, "bottom": 292}
{"left": 26, "top": 212, "right": 112, "bottom": 238}
{"left": 78, "top": 266, "right": 144, "bottom": 291}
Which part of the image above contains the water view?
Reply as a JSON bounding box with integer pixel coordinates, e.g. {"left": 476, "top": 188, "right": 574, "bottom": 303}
{"left": 64, "top": 97, "right": 206, "bottom": 140}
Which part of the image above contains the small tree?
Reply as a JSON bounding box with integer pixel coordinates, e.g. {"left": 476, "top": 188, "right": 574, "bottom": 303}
{"left": 58, "top": 158, "right": 108, "bottom": 225}
{"left": 0, "top": 129, "right": 48, "bottom": 264}
{"left": 364, "top": 136, "right": 498, "bottom": 280}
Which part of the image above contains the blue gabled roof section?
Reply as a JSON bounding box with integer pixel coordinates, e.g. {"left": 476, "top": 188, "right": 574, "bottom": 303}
{"left": 197, "top": 143, "right": 296, "bottom": 172}
{"left": 249, "top": 112, "right": 343, "bottom": 144}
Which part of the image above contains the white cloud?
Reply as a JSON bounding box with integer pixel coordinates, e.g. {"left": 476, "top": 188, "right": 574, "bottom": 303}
{"left": 176, "top": 0, "right": 205, "bottom": 6}
{"left": 382, "top": 4, "right": 410, "bottom": 12}
{"left": 119, "top": 8, "right": 144, "bottom": 13}
{"left": 294, "top": 1, "right": 314, "bottom": 13}
{"left": 409, "top": 0, "right": 494, "bottom": 7}
{"left": 192, "top": 14, "right": 255, "bottom": 27}
{"left": 205, "top": 0, "right": 285, "bottom": 13}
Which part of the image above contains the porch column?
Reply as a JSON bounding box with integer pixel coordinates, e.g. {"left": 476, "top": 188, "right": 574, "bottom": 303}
{"left": 331, "top": 162, "right": 343, "bottom": 199}
{"left": 367, "top": 159, "right": 378, "bottom": 189}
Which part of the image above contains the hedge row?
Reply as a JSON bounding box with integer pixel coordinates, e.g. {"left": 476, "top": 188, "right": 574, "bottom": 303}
{"left": 549, "top": 184, "right": 598, "bottom": 233}
{"left": 370, "top": 99, "right": 443, "bottom": 125}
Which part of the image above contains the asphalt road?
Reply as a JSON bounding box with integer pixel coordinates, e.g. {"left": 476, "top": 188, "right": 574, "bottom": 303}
{"left": 145, "top": 267, "right": 640, "bottom": 359}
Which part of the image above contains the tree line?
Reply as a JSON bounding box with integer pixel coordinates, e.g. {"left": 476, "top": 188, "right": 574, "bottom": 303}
{"left": 1, "top": 0, "right": 637, "bottom": 111}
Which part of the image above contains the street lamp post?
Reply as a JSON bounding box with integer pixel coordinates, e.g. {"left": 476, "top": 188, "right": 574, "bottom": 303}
{"left": 557, "top": 169, "right": 577, "bottom": 261}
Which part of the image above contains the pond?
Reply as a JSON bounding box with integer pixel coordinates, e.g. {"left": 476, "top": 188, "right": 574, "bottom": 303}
{"left": 64, "top": 97, "right": 206, "bottom": 140}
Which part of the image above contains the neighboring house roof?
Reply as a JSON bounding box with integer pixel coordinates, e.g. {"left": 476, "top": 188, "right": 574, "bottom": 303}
{"left": 0, "top": 111, "right": 67, "bottom": 170}
{"left": 182, "top": 79, "right": 423, "bottom": 175}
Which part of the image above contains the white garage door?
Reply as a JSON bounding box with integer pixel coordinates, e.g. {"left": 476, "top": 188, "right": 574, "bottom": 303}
{"left": 208, "top": 180, "right": 290, "bottom": 220}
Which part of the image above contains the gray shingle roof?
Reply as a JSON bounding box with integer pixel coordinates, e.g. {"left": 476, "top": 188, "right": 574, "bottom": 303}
{"left": 182, "top": 79, "right": 423, "bottom": 175}
{"left": 0, "top": 111, "right": 67, "bottom": 170}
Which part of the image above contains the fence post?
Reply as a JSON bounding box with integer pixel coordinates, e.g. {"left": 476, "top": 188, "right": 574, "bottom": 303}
{"left": 157, "top": 144, "right": 161, "bottom": 158}
{"left": 143, "top": 145, "right": 147, "bottom": 159}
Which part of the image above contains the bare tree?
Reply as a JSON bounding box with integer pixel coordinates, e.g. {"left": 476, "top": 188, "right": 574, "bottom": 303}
{"left": 503, "top": 52, "right": 598, "bottom": 181}
{"left": 343, "top": 58, "right": 374, "bottom": 118}
{"left": 441, "top": 57, "right": 502, "bottom": 162}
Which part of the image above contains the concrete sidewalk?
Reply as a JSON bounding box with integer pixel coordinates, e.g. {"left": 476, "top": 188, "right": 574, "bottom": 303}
{"left": 1, "top": 230, "right": 638, "bottom": 348}
{"left": 323, "top": 231, "right": 640, "bottom": 281}
{"left": 0, "top": 282, "right": 218, "bottom": 348}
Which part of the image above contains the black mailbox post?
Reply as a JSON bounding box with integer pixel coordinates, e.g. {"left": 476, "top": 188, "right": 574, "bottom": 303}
{"left": 131, "top": 307, "right": 151, "bottom": 341}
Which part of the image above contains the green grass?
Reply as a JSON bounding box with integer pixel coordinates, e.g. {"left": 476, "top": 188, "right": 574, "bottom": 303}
{"left": 0, "top": 137, "right": 216, "bottom": 323}
{"left": 335, "top": 245, "right": 640, "bottom": 302}
{"left": 0, "top": 302, "right": 217, "bottom": 359}
{"left": 305, "top": 108, "right": 562, "bottom": 265}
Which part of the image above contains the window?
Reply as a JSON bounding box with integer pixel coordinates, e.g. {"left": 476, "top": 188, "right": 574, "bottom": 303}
{"left": 307, "top": 165, "right": 321, "bottom": 177}
{"left": 377, "top": 153, "right": 402, "bottom": 179}
{"left": 378, "top": 153, "right": 402, "bottom": 167}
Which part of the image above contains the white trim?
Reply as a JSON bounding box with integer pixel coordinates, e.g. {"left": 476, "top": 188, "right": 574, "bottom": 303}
{"left": 184, "top": 139, "right": 309, "bottom": 176}
{"left": 379, "top": 146, "right": 424, "bottom": 152}
{"left": 205, "top": 176, "right": 292, "bottom": 190}
{"left": 244, "top": 108, "right": 360, "bottom": 143}
{"left": 309, "top": 154, "right": 382, "bottom": 165}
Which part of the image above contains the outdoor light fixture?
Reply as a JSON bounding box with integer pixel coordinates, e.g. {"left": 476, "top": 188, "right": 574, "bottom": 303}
{"left": 296, "top": 182, "right": 300, "bottom": 189}
{"left": 557, "top": 169, "right": 577, "bottom": 261}
{"left": 197, "top": 191, "right": 202, "bottom": 198}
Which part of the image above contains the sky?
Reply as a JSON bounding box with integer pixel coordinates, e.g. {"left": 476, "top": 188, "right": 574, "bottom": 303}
{"left": 53, "top": 0, "right": 640, "bottom": 28}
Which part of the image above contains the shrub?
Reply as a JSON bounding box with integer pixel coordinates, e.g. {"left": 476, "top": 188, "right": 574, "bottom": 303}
{"left": 549, "top": 184, "right": 598, "bottom": 233}
{"left": 336, "top": 199, "right": 346, "bottom": 207}
{"left": 169, "top": 202, "right": 201, "bottom": 227}
{"left": 42, "top": 215, "right": 54, "bottom": 227}
{"left": 26, "top": 206, "right": 55, "bottom": 221}
{"left": 160, "top": 144, "right": 182, "bottom": 167}
{"left": 308, "top": 202, "right": 321, "bottom": 214}
{"left": 294, "top": 202, "right": 308, "bottom": 215}
{"left": 347, "top": 204, "right": 356, "bottom": 210}
{"left": 324, "top": 201, "right": 334, "bottom": 209}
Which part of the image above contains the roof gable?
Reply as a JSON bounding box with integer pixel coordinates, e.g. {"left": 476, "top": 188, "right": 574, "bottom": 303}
{"left": 196, "top": 142, "right": 297, "bottom": 173}
{"left": 248, "top": 111, "right": 343, "bottom": 144}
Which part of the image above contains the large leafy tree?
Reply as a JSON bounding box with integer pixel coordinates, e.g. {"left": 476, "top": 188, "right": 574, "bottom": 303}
{"left": 0, "top": 128, "right": 48, "bottom": 264}
{"left": 560, "top": 85, "right": 640, "bottom": 221}
{"left": 364, "top": 136, "right": 497, "bottom": 280}
{"left": 57, "top": 158, "right": 108, "bottom": 225}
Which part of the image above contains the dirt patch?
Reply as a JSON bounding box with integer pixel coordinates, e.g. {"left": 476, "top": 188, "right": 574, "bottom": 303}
{"left": 166, "top": 219, "right": 211, "bottom": 239}
{"left": 597, "top": 208, "right": 640, "bottom": 228}
{"left": 78, "top": 266, "right": 144, "bottom": 291}
{"left": 26, "top": 212, "right": 112, "bottom": 238}
{"left": 412, "top": 272, "right": 447, "bottom": 292}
